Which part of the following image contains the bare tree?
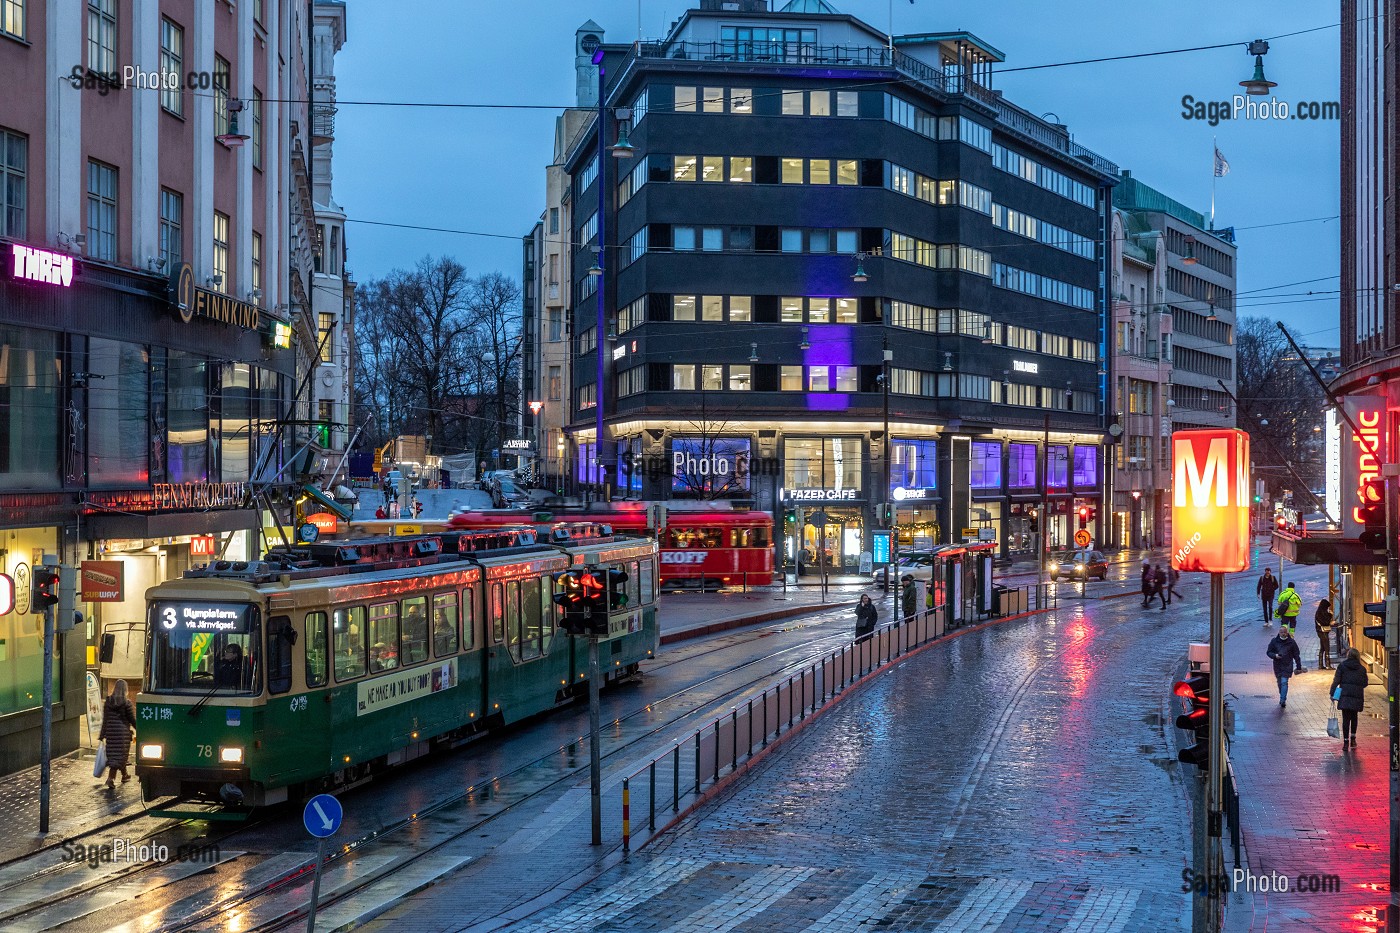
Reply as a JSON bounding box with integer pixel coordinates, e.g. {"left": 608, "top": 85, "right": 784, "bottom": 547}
{"left": 1234, "top": 315, "right": 1328, "bottom": 509}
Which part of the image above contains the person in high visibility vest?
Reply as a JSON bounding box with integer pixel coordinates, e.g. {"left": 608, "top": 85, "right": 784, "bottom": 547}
{"left": 1274, "top": 581, "right": 1302, "bottom": 634}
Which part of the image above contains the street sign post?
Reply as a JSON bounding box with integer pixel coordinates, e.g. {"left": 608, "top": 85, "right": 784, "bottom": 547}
{"left": 303, "top": 794, "right": 343, "bottom": 933}
{"left": 1172, "top": 429, "right": 1251, "bottom": 933}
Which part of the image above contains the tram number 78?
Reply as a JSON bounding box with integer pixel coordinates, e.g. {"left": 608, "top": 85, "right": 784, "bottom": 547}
{"left": 195, "top": 744, "right": 213, "bottom": 758}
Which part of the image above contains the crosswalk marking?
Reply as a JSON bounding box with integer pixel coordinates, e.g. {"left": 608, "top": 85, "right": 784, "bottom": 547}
{"left": 667, "top": 866, "right": 815, "bottom": 933}
{"left": 520, "top": 858, "right": 709, "bottom": 932}
{"left": 1063, "top": 887, "right": 1143, "bottom": 933}
{"left": 931, "top": 877, "right": 1036, "bottom": 932}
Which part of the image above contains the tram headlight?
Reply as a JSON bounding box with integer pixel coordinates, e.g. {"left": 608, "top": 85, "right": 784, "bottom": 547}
{"left": 219, "top": 746, "right": 244, "bottom": 764}
{"left": 140, "top": 743, "right": 163, "bottom": 760}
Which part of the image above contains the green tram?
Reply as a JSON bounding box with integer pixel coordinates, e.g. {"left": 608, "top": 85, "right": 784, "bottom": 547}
{"left": 134, "top": 526, "right": 659, "bottom": 808}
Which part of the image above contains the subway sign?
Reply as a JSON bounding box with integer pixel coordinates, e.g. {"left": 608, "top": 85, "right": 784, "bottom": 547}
{"left": 1171, "top": 429, "right": 1251, "bottom": 573}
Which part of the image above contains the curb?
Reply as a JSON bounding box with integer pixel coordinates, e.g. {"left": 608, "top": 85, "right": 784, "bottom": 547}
{"left": 660, "top": 601, "right": 857, "bottom": 645}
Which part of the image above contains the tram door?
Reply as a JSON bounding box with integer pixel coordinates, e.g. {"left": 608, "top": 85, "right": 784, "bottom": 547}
{"left": 484, "top": 577, "right": 565, "bottom": 726}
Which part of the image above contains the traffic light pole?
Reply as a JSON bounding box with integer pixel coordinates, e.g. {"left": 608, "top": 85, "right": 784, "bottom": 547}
{"left": 588, "top": 634, "right": 602, "bottom": 846}
{"left": 1206, "top": 571, "right": 1225, "bottom": 933}
{"left": 1384, "top": 468, "right": 1399, "bottom": 933}
{"left": 39, "top": 601, "right": 54, "bottom": 835}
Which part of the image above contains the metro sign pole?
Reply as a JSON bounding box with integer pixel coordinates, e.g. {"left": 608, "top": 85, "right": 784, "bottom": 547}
{"left": 1172, "top": 429, "right": 1250, "bottom": 933}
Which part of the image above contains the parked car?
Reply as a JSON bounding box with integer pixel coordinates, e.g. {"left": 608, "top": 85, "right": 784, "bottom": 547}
{"left": 1047, "top": 549, "right": 1108, "bottom": 581}
{"left": 872, "top": 551, "right": 936, "bottom": 588}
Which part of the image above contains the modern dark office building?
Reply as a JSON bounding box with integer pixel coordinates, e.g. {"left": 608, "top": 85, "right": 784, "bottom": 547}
{"left": 552, "top": 0, "right": 1118, "bottom": 568}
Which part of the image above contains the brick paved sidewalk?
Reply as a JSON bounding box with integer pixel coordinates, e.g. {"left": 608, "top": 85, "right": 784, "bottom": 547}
{"left": 1222, "top": 612, "right": 1389, "bottom": 931}
{"left": 0, "top": 746, "right": 149, "bottom": 862}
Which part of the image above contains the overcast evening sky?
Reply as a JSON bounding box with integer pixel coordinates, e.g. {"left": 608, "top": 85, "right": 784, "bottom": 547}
{"left": 332, "top": 0, "right": 1341, "bottom": 347}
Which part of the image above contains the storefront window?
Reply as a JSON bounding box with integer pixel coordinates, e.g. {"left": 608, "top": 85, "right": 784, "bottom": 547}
{"left": 218, "top": 363, "right": 254, "bottom": 482}
{"left": 783, "top": 437, "right": 861, "bottom": 492}
{"left": 1008, "top": 443, "right": 1037, "bottom": 488}
{"left": 167, "top": 349, "right": 208, "bottom": 483}
{"left": 0, "top": 529, "right": 61, "bottom": 715}
{"left": 0, "top": 327, "right": 60, "bottom": 489}
{"left": 87, "top": 338, "right": 150, "bottom": 486}
{"left": 970, "top": 441, "right": 1002, "bottom": 489}
{"left": 1047, "top": 445, "right": 1069, "bottom": 489}
{"left": 891, "top": 438, "right": 937, "bottom": 489}
{"left": 616, "top": 436, "right": 643, "bottom": 491}
{"left": 1073, "top": 446, "right": 1099, "bottom": 489}
{"left": 576, "top": 441, "right": 601, "bottom": 485}
{"left": 672, "top": 436, "right": 750, "bottom": 495}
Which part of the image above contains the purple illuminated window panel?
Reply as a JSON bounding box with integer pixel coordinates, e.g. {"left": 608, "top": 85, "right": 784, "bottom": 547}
{"left": 1073, "top": 446, "right": 1099, "bottom": 489}
{"left": 1047, "top": 445, "right": 1069, "bottom": 489}
{"left": 970, "top": 441, "right": 1002, "bottom": 489}
{"left": 1008, "top": 443, "right": 1036, "bottom": 488}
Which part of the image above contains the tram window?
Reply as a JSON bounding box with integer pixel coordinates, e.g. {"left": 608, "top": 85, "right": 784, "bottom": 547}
{"left": 700, "top": 527, "right": 723, "bottom": 548}
{"left": 368, "top": 602, "right": 400, "bottom": 673}
{"left": 148, "top": 602, "right": 260, "bottom": 695}
{"left": 640, "top": 558, "right": 655, "bottom": 604}
{"left": 735, "top": 525, "right": 770, "bottom": 548}
{"left": 521, "top": 578, "right": 542, "bottom": 660}
{"left": 400, "top": 596, "right": 429, "bottom": 665}
{"left": 267, "top": 616, "right": 295, "bottom": 695}
{"left": 305, "top": 611, "right": 328, "bottom": 688}
{"left": 539, "top": 582, "right": 555, "bottom": 655}
{"left": 333, "top": 606, "right": 366, "bottom": 681}
{"left": 432, "top": 593, "right": 460, "bottom": 657}
{"left": 506, "top": 581, "right": 522, "bottom": 653}
{"left": 490, "top": 583, "right": 505, "bottom": 645}
{"left": 627, "top": 561, "right": 640, "bottom": 607}
{"left": 461, "top": 587, "right": 476, "bottom": 650}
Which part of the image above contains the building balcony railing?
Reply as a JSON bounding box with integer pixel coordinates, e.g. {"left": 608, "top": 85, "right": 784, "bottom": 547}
{"left": 629, "top": 41, "right": 1118, "bottom": 176}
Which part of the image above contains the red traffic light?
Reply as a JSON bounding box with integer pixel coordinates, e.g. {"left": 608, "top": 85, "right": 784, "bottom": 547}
{"left": 1079, "top": 507, "right": 1089, "bottom": 519}
{"left": 32, "top": 565, "right": 59, "bottom": 611}
{"left": 1173, "top": 680, "right": 1198, "bottom": 701}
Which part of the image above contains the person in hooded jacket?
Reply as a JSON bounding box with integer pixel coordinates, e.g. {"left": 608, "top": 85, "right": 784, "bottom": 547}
{"left": 1331, "top": 647, "right": 1370, "bottom": 748}
{"left": 1267, "top": 626, "right": 1305, "bottom": 708}
{"left": 854, "top": 594, "right": 877, "bottom": 643}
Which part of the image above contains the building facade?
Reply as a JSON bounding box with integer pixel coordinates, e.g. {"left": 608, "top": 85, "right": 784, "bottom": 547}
{"left": 0, "top": 0, "right": 346, "bottom": 773}
{"left": 539, "top": 0, "right": 1120, "bottom": 570}
{"left": 1310, "top": 0, "right": 1400, "bottom": 670}
{"left": 1107, "top": 172, "right": 1238, "bottom": 549}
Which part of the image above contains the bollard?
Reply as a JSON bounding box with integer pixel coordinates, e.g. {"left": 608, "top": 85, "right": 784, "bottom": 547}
{"left": 673, "top": 743, "right": 680, "bottom": 812}
{"left": 649, "top": 761, "right": 656, "bottom": 831}
{"left": 622, "top": 778, "right": 630, "bottom": 854}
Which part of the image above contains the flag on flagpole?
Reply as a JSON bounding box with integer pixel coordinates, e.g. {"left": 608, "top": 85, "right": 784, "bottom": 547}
{"left": 1213, "top": 147, "right": 1230, "bottom": 177}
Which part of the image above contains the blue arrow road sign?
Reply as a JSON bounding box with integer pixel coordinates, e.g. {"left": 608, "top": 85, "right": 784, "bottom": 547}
{"left": 303, "top": 794, "right": 343, "bottom": 838}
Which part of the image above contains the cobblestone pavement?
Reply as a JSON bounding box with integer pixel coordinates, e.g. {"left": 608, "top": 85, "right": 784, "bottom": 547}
{"left": 0, "top": 748, "right": 146, "bottom": 862}
{"left": 1221, "top": 569, "right": 1390, "bottom": 932}
{"left": 377, "top": 567, "right": 1288, "bottom": 931}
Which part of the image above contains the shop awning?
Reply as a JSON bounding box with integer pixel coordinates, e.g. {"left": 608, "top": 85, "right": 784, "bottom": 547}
{"left": 1271, "top": 530, "right": 1384, "bottom": 566}
{"left": 87, "top": 508, "right": 259, "bottom": 540}
{"left": 301, "top": 484, "right": 353, "bottom": 522}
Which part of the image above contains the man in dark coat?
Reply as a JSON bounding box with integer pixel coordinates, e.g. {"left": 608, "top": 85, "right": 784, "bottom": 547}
{"left": 1267, "top": 627, "right": 1305, "bottom": 708}
{"left": 1257, "top": 568, "right": 1279, "bottom": 624}
{"left": 1140, "top": 561, "right": 1154, "bottom": 609}
{"left": 900, "top": 575, "right": 917, "bottom": 622}
{"left": 1331, "top": 647, "right": 1369, "bottom": 747}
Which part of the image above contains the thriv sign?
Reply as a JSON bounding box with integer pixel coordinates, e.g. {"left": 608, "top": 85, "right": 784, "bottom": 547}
{"left": 1171, "top": 429, "right": 1251, "bottom": 574}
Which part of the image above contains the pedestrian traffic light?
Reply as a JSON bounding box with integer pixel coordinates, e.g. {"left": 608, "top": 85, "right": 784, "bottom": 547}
{"left": 552, "top": 570, "right": 588, "bottom": 635}
{"left": 605, "top": 567, "right": 629, "bottom": 610}
{"left": 32, "top": 565, "right": 60, "bottom": 611}
{"left": 1362, "top": 597, "right": 1398, "bottom": 647}
{"left": 1173, "top": 673, "right": 1211, "bottom": 768}
{"left": 1078, "top": 506, "right": 1090, "bottom": 528}
{"left": 1358, "top": 478, "right": 1386, "bottom": 550}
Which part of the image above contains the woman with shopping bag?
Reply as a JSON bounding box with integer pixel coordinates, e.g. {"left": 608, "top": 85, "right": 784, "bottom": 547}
{"left": 1331, "top": 648, "right": 1370, "bottom": 749}
{"left": 97, "top": 680, "right": 137, "bottom": 788}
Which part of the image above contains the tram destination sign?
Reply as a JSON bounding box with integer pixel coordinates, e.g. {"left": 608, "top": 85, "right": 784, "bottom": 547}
{"left": 155, "top": 601, "right": 253, "bottom": 634}
{"left": 356, "top": 659, "right": 458, "bottom": 716}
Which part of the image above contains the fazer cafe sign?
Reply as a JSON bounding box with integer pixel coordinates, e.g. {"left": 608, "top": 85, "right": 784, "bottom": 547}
{"left": 781, "top": 488, "right": 858, "bottom": 501}
{"left": 170, "top": 263, "right": 260, "bottom": 329}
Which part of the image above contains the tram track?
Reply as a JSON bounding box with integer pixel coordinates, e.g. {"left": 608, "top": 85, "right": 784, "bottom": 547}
{"left": 0, "top": 611, "right": 856, "bottom": 933}
{"left": 152, "top": 613, "right": 865, "bottom": 933}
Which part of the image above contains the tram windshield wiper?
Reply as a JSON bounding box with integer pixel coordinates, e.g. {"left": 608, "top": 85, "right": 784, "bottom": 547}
{"left": 187, "top": 683, "right": 222, "bottom": 718}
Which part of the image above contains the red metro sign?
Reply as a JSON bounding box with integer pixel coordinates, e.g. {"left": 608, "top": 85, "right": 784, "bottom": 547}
{"left": 1171, "top": 429, "right": 1251, "bottom": 573}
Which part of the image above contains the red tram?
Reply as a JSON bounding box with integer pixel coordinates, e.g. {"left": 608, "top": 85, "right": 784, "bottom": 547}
{"left": 439, "top": 506, "right": 774, "bottom": 588}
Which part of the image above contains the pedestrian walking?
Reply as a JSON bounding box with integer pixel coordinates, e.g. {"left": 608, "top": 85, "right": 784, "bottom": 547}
{"left": 98, "top": 679, "right": 136, "bottom": 788}
{"left": 374, "top": 504, "right": 387, "bottom": 519}
{"left": 1331, "top": 647, "right": 1369, "bottom": 748}
{"left": 1274, "top": 580, "right": 1302, "bottom": 633}
{"left": 854, "top": 594, "right": 877, "bottom": 643}
{"left": 1314, "top": 598, "right": 1335, "bottom": 670}
{"left": 1150, "top": 564, "right": 1167, "bottom": 610}
{"left": 1267, "top": 626, "right": 1305, "bottom": 708}
{"left": 1168, "top": 566, "right": 1183, "bottom": 602}
{"left": 1140, "top": 560, "right": 1155, "bottom": 609}
{"left": 381, "top": 478, "right": 393, "bottom": 507}
{"left": 1257, "top": 568, "right": 1279, "bottom": 625}
{"left": 900, "top": 575, "right": 917, "bottom": 622}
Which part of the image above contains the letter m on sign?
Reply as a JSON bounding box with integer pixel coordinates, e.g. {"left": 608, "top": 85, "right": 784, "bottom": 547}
{"left": 1171, "top": 429, "right": 1251, "bottom": 574}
